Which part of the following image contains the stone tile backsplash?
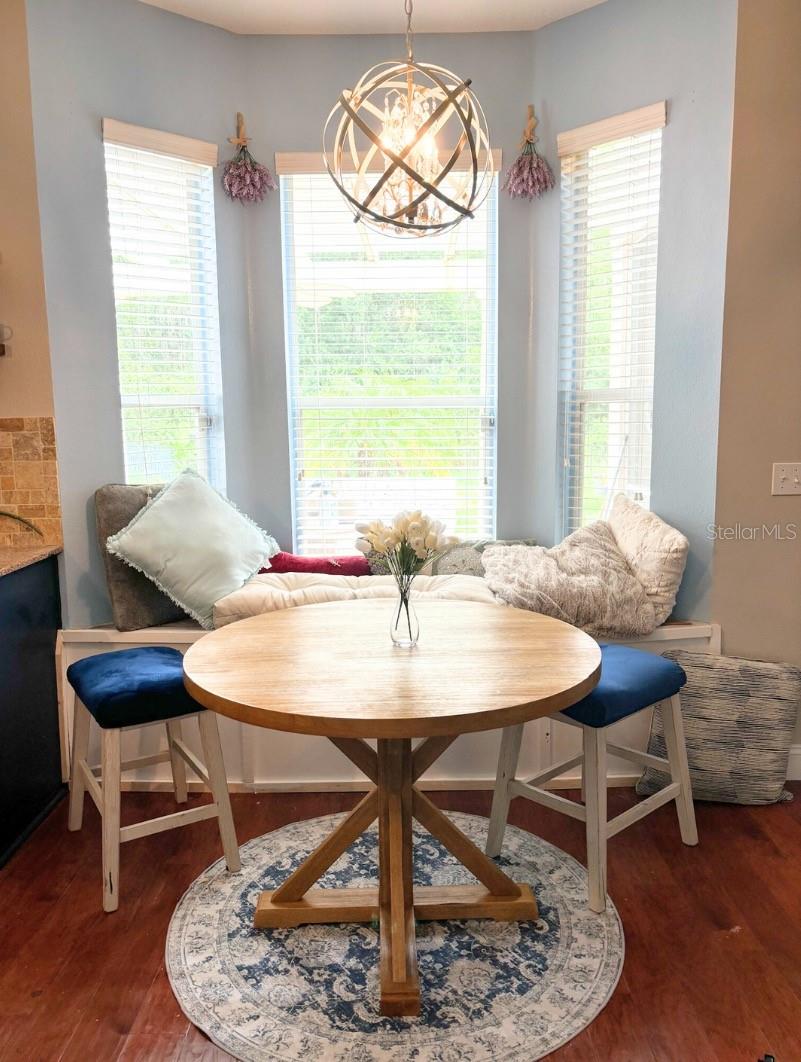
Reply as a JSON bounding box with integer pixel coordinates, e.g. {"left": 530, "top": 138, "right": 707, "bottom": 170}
{"left": 0, "top": 417, "right": 63, "bottom": 547}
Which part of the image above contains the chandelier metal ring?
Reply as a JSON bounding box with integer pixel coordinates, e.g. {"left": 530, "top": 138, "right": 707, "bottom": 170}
{"left": 323, "top": 47, "right": 492, "bottom": 237}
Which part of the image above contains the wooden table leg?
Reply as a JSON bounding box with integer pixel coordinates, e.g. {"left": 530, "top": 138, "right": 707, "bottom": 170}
{"left": 377, "top": 738, "right": 419, "bottom": 1017}
{"left": 255, "top": 788, "right": 379, "bottom": 925}
{"left": 254, "top": 732, "right": 537, "bottom": 1016}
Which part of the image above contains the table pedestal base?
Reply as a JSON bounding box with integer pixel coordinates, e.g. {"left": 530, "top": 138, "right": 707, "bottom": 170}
{"left": 255, "top": 883, "right": 538, "bottom": 927}
{"left": 253, "top": 737, "right": 539, "bottom": 1017}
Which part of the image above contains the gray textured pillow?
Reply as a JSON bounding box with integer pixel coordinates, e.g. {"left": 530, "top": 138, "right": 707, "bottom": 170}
{"left": 365, "top": 538, "right": 537, "bottom": 577}
{"left": 636, "top": 650, "right": 801, "bottom": 805}
{"left": 95, "top": 484, "right": 189, "bottom": 631}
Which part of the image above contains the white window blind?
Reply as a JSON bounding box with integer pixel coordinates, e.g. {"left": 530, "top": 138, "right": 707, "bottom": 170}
{"left": 557, "top": 112, "right": 663, "bottom": 535}
{"left": 280, "top": 171, "right": 498, "bottom": 555}
{"left": 103, "top": 129, "right": 226, "bottom": 489}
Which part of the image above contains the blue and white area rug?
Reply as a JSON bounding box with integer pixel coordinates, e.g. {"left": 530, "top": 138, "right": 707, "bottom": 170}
{"left": 167, "top": 812, "right": 624, "bottom": 1061}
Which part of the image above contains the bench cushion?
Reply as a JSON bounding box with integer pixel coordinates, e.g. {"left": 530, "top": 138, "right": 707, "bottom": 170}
{"left": 67, "top": 646, "right": 200, "bottom": 729}
{"left": 212, "top": 572, "right": 497, "bottom": 627}
{"left": 562, "top": 644, "right": 686, "bottom": 728}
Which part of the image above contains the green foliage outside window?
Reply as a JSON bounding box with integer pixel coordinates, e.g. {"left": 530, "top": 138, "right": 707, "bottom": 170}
{"left": 294, "top": 291, "right": 486, "bottom": 507}
{"left": 115, "top": 292, "right": 208, "bottom": 481}
{"left": 577, "top": 226, "right": 613, "bottom": 525}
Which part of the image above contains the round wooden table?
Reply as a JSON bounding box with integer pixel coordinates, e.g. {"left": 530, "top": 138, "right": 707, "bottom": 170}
{"left": 183, "top": 599, "right": 600, "bottom": 1017}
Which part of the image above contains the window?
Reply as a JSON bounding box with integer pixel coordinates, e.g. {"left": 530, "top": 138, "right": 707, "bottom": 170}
{"left": 279, "top": 163, "right": 498, "bottom": 555}
{"left": 103, "top": 120, "right": 226, "bottom": 489}
{"left": 557, "top": 103, "right": 664, "bottom": 535}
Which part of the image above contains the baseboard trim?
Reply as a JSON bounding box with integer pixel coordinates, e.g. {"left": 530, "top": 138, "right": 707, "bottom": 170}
{"left": 119, "top": 772, "right": 642, "bottom": 794}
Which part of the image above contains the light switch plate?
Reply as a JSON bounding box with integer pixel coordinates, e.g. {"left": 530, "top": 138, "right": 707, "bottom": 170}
{"left": 772, "top": 462, "right": 801, "bottom": 495}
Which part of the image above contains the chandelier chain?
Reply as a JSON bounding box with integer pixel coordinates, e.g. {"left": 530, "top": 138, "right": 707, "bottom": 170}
{"left": 405, "top": 0, "right": 414, "bottom": 61}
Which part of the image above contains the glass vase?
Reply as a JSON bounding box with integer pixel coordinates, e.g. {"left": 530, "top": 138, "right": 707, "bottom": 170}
{"left": 390, "top": 586, "right": 419, "bottom": 648}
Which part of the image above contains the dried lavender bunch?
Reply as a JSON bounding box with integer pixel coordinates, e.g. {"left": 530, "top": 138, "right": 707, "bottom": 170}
{"left": 504, "top": 140, "right": 555, "bottom": 201}
{"left": 222, "top": 145, "right": 277, "bottom": 204}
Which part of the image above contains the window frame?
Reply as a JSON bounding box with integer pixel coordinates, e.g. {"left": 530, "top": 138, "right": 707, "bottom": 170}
{"left": 556, "top": 103, "right": 666, "bottom": 537}
{"left": 102, "top": 119, "right": 226, "bottom": 490}
{"left": 276, "top": 153, "right": 501, "bottom": 555}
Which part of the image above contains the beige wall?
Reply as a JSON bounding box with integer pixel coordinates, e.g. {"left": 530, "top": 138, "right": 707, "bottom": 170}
{"left": 712, "top": 0, "right": 801, "bottom": 687}
{"left": 0, "top": 0, "right": 53, "bottom": 417}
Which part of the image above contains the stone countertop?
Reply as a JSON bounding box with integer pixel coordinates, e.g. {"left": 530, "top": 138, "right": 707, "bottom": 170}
{"left": 0, "top": 546, "right": 62, "bottom": 578}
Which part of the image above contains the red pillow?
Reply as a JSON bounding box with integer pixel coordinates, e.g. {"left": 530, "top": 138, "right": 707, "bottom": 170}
{"left": 260, "top": 551, "right": 371, "bottom": 577}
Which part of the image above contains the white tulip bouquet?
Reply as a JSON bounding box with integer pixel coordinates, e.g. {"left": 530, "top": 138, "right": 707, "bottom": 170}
{"left": 356, "top": 511, "right": 457, "bottom": 646}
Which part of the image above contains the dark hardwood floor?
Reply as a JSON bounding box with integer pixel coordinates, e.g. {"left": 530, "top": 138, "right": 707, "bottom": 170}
{"left": 1, "top": 783, "right": 800, "bottom": 1061}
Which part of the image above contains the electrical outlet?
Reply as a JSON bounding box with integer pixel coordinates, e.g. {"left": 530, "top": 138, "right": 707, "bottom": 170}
{"left": 772, "top": 462, "right": 801, "bottom": 495}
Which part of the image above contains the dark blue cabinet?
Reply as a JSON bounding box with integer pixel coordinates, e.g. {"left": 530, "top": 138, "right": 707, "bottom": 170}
{"left": 0, "top": 555, "right": 65, "bottom": 865}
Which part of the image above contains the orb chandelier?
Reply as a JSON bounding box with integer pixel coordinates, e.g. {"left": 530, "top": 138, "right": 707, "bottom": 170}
{"left": 323, "top": 0, "right": 493, "bottom": 238}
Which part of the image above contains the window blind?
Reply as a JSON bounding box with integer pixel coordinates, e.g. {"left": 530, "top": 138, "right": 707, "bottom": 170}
{"left": 103, "top": 135, "right": 226, "bottom": 489}
{"left": 280, "top": 172, "right": 498, "bottom": 555}
{"left": 557, "top": 120, "right": 663, "bottom": 535}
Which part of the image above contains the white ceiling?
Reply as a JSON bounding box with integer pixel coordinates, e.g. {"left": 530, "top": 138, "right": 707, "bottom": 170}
{"left": 138, "top": 0, "right": 607, "bottom": 36}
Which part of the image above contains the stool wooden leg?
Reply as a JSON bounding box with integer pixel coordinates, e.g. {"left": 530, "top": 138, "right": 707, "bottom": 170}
{"left": 486, "top": 724, "right": 524, "bottom": 858}
{"left": 67, "top": 701, "right": 91, "bottom": 832}
{"left": 583, "top": 725, "right": 607, "bottom": 913}
{"left": 101, "top": 728, "right": 121, "bottom": 913}
{"left": 661, "top": 695, "right": 699, "bottom": 846}
{"left": 198, "top": 711, "right": 241, "bottom": 873}
{"left": 166, "top": 719, "right": 188, "bottom": 803}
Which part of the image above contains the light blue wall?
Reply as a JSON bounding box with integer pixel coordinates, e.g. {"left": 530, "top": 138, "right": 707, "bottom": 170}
{"left": 527, "top": 0, "right": 738, "bottom": 616}
{"left": 25, "top": 0, "right": 737, "bottom": 627}
{"left": 25, "top": 0, "right": 252, "bottom": 626}
{"left": 26, "top": 0, "right": 533, "bottom": 626}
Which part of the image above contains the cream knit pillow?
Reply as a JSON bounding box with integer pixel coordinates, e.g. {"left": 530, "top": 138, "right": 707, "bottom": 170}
{"left": 607, "top": 494, "right": 688, "bottom": 625}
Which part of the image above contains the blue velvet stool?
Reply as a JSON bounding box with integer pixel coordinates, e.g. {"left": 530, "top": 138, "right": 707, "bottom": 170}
{"left": 486, "top": 644, "right": 698, "bottom": 912}
{"left": 67, "top": 647, "right": 240, "bottom": 912}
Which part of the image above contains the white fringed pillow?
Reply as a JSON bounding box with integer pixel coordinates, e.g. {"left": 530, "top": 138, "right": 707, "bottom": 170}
{"left": 607, "top": 494, "right": 688, "bottom": 625}
{"left": 106, "top": 470, "right": 279, "bottom": 630}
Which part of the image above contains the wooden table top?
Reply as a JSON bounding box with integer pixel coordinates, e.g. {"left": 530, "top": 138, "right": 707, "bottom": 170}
{"left": 183, "top": 599, "right": 601, "bottom": 739}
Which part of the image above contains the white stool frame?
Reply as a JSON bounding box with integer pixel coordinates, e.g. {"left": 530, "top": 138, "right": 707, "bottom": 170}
{"left": 486, "top": 694, "right": 698, "bottom": 912}
{"left": 68, "top": 702, "right": 241, "bottom": 912}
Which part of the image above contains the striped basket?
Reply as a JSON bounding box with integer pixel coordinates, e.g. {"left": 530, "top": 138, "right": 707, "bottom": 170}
{"left": 637, "top": 650, "right": 801, "bottom": 805}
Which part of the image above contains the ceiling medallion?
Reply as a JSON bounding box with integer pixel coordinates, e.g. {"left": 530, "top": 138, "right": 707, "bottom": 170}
{"left": 323, "top": 0, "right": 493, "bottom": 238}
